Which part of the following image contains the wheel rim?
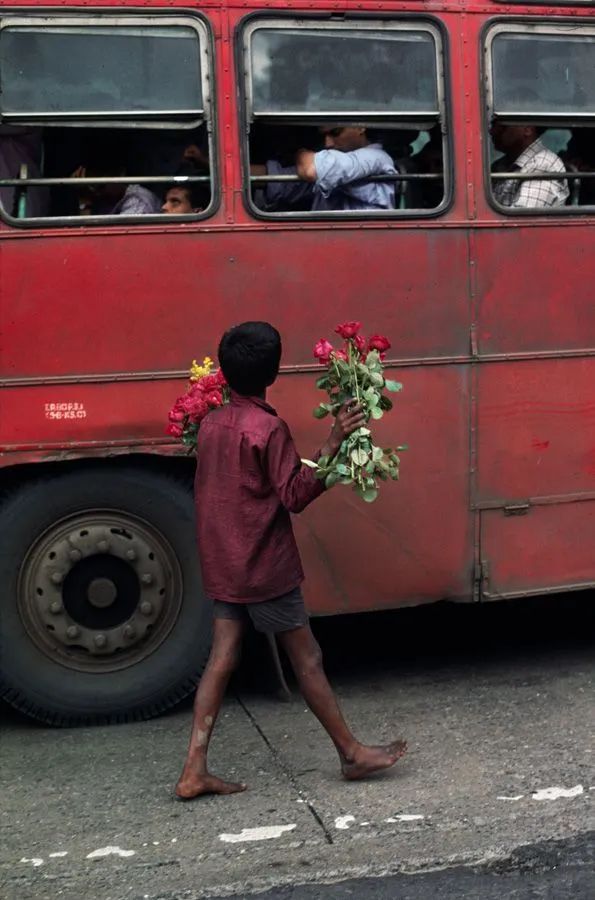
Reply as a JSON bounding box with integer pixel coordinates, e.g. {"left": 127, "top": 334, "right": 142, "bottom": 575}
{"left": 18, "top": 511, "right": 183, "bottom": 673}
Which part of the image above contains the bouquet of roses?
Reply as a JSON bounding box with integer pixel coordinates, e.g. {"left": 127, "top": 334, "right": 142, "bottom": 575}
{"left": 166, "top": 356, "right": 229, "bottom": 450}
{"left": 303, "top": 321, "right": 405, "bottom": 502}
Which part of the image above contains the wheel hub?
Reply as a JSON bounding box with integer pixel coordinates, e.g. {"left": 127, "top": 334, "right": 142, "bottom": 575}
{"left": 18, "top": 512, "right": 182, "bottom": 673}
{"left": 87, "top": 577, "right": 117, "bottom": 609}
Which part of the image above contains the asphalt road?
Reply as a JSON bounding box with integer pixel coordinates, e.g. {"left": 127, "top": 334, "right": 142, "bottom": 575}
{"left": 1, "top": 593, "right": 594, "bottom": 900}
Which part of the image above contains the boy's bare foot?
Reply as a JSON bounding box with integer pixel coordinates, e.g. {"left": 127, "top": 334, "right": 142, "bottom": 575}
{"left": 175, "top": 772, "right": 247, "bottom": 800}
{"left": 341, "top": 739, "right": 407, "bottom": 781}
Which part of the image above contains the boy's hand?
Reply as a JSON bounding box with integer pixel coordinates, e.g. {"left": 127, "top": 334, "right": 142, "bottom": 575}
{"left": 320, "top": 400, "right": 366, "bottom": 460}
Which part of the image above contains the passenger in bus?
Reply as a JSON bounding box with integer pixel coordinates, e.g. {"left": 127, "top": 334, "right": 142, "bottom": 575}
{"left": 490, "top": 123, "right": 569, "bottom": 209}
{"left": 258, "top": 126, "right": 397, "bottom": 212}
{"left": 162, "top": 183, "right": 204, "bottom": 215}
{"left": 563, "top": 130, "right": 595, "bottom": 207}
{"left": 0, "top": 125, "right": 50, "bottom": 218}
{"left": 72, "top": 146, "right": 161, "bottom": 216}
{"left": 409, "top": 129, "right": 444, "bottom": 209}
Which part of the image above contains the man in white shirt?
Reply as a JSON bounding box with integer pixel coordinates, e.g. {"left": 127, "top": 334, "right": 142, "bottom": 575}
{"left": 490, "top": 123, "right": 569, "bottom": 209}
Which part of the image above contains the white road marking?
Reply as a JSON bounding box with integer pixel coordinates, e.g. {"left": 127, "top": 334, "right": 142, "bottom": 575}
{"left": 334, "top": 815, "right": 356, "bottom": 830}
{"left": 532, "top": 785, "right": 583, "bottom": 801}
{"left": 219, "top": 825, "right": 296, "bottom": 843}
{"left": 20, "top": 858, "right": 43, "bottom": 867}
{"left": 49, "top": 851, "right": 69, "bottom": 858}
{"left": 86, "top": 846, "right": 136, "bottom": 859}
{"left": 386, "top": 814, "right": 425, "bottom": 822}
{"left": 497, "top": 795, "right": 524, "bottom": 801}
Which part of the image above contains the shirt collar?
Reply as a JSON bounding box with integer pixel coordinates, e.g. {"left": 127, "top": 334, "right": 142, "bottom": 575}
{"left": 230, "top": 390, "right": 277, "bottom": 416}
{"left": 514, "top": 138, "right": 544, "bottom": 169}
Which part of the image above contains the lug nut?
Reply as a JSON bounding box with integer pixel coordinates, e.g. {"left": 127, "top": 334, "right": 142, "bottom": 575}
{"left": 140, "top": 601, "right": 153, "bottom": 616}
{"left": 97, "top": 540, "right": 109, "bottom": 553}
{"left": 49, "top": 601, "right": 63, "bottom": 615}
{"left": 141, "top": 573, "right": 153, "bottom": 585}
{"left": 123, "top": 625, "right": 136, "bottom": 640}
{"left": 66, "top": 625, "right": 80, "bottom": 639}
{"left": 94, "top": 633, "right": 107, "bottom": 649}
{"left": 69, "top": 549, "right": 82, "bottom": 562}
{"left": 126, "top": 549, "right": 137, "bottom": 561}
{"left": 51, "top": 571, "right": 64, "bottom": 585}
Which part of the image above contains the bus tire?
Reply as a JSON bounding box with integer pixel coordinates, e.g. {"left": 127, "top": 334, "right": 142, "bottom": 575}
{"left": 0, "top": 467, "right": 210, "bottom": 726}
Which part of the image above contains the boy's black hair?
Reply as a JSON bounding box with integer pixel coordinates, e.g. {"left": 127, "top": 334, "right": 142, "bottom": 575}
{"left": 218, "top": 322, "right": 281, "bottom": 396}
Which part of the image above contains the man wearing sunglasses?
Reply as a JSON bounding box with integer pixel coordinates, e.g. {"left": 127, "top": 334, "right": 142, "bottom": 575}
{"left": 260, "top": 125, "right": 398, "bottom": 212}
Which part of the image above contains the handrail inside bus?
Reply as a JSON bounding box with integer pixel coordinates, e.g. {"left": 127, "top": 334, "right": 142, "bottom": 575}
{"left": 0, "top": 175, "right": 210, "bottom": 187}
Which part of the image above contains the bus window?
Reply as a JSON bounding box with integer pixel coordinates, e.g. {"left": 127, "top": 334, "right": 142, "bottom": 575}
{"left": 485, "top": 24, "right": 595, "bottom": 212}
{"left": 0, "top": 16, "right": 215, "bottom": 225}
{"left": 241, "top": 19, "right": 450, "bottom": 218}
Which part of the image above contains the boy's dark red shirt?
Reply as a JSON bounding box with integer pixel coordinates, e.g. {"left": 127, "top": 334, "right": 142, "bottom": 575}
{"left": 194, "top": 393, "right": 324, "bottom": 603}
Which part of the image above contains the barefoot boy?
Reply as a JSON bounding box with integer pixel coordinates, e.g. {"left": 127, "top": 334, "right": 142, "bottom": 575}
{"left": 176, "top": 322, "right": 406, "bottom": 799}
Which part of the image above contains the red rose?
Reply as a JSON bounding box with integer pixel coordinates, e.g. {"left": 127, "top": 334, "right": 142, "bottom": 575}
{"left": 215, "top": 369, "right": 227, "bottom": 387}
{"left": 168, "top": 407, "right": 185, "bottom": 423}
{"left": 205, "top": 390, "right": 223, "bottom": 408}
{"left": 333, "top": 349, "right": 348, "bottom": 362}
{"left": 187, "top": 399, "right": 209, "bottom": 424}
{"left": 352, "top": 333, "right": 367, "bottom": 355}
{"left": 335, "top": 321, "right": 362, "bottom": 339}
{"left": 166, "top": 422, "right": 183, "bottom": 438}
{"left": 314, "top": 338, "right": 334, "bottom": 365}
{"left": 199, "top": 374, "right": 220, "bottom": 392}
{"left": 368, "top": 334, "right": 391, "bottom": 354}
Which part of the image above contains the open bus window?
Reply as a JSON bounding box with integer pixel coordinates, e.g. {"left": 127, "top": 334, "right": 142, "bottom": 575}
{"left": 485, "top": 24, "right": 595, "bottom": 212}
{"left": 0, "top": 16, "right": 214, "bottom": 225}
{"left": 241, "top": 19, "right": 450, "bottom": 217}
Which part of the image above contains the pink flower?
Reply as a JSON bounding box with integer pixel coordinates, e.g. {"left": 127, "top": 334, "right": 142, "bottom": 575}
{"left": 333, "top": 349, "right": 348, "bottom": 362}
{"left": 368, "top": 334, "right": 391, "bottom": 354}
{"left": 215, "top": 369, "right": 227, "bottom": 387}
{"left": 314, "top": 338, "right": 334, "bottom": 365}
{"left": 335, "top": 321, "right": 362, "bottom": 339}
{"left": 166, "top": 422, "right": 183, "bottom": 438}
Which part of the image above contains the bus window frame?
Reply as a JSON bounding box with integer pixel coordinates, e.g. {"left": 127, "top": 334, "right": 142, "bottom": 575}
{"left": 237, "top": 12, "right": 454, "bottom": 222}
{"left": 0, "top": 12, "right": 219, "bottom": 229}
{"left": 483, "top": 18, "right": 595, "bottom": 217}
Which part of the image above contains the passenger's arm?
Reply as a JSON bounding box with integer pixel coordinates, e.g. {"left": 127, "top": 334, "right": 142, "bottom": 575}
{"left": 314, "top": 148, "right": 392, "bottom": 196}
{"left": 295, "top": 150, "right": 317, "bottom": 183}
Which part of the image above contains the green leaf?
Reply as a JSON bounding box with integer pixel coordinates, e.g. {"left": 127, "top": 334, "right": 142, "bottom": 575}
{"left": 301, "top": 458, "right": 319, "bottom": 469}
{"left": 335, "top": 463, "right": 350, "bottom": 476}
{"left": 313, "top": 404, "right": 330, "bottom": 419}
{"left": 350, "top": 448, "right": 369, "bottom": 466}
{"left": 316, "top": 375, "right": 329, "bottom": 389}
{"left": 372, "top": 446, "right": 384, "bottom": 462}
{"left": 379, "top": 395, "right": 393, "bottom": 411}
{"left": 369, "top": 371, "right": 384, "bottom": 387}
{"left": 325, "top": 472, "right": 339, "bottom": 489}
{"left": 370, "top": 407, "right": 384, "bottom": 420}
{"left": 361, "top": 487, "right": 379, "bottom": 503}
{"left": 385, "top": 379, "right": 403, "bottom": 393}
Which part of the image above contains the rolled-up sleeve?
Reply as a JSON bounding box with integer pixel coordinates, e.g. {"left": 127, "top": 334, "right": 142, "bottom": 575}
{"left": 265, "top": 422, "right": 324, "bottom": 513}
{"left": 314, "top": 148, "right": 393, "bottom": 197}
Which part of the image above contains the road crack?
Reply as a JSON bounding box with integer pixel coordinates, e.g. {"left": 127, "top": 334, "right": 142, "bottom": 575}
{"left": 235, "top": 693, "right": 334, "bottom": 845}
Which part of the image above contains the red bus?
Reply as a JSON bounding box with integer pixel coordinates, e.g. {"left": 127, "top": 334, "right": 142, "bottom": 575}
{"left": 1, "top": 0, "right": 594, "bottom": 725}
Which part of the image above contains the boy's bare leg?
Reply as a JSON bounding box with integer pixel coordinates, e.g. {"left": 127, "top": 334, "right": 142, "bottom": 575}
{"left": 278, "top": 625, "right": 407, "bottom": 780}
{"left": 175, "top": 617, "right": 247, "bottom": 799}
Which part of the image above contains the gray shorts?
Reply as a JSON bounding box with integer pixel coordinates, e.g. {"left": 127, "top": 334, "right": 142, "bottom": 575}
{"left": 213, "top": 587, "right": 308, "bottom": 634}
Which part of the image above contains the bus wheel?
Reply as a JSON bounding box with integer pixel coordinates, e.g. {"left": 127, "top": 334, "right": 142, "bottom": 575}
{"left": 0, "top": 467, "right": 210, "bottom": 725}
